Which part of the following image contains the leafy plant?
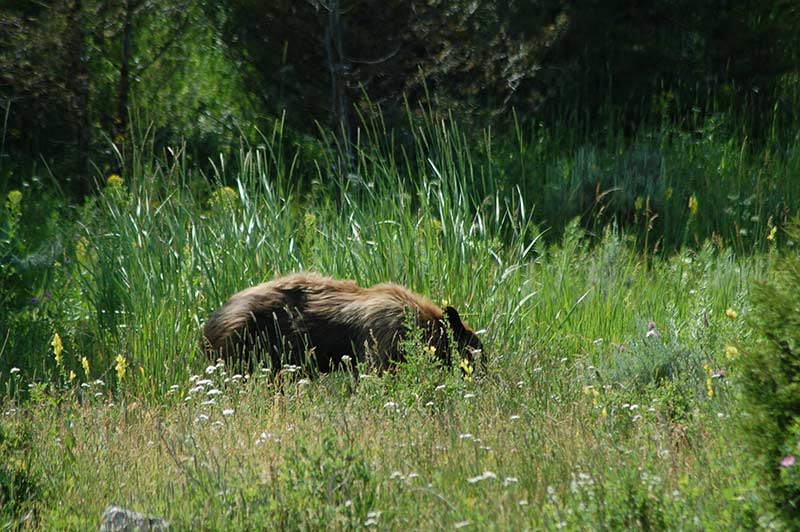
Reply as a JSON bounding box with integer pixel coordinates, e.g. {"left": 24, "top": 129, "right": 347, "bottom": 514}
{"left": 0, "top": 417, "right": 41, "bottom": 528}
{"left": 737, "top": 223, "right": 800, "bottom": 526}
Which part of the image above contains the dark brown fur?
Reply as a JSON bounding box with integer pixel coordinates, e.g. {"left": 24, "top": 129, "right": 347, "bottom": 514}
{"left": 201, "top": 272, "right": 484, "bottom": 371}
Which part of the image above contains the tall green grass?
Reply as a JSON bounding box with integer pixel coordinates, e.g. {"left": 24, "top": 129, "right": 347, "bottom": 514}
{"left": 0, "top": 107, "right": 793, "bottom": 393}
{"left": 0, "top": 107, "right": 795, "bottom": 528}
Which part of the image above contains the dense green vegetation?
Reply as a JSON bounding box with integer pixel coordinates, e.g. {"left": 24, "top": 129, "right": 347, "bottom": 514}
{"left": 2, "top": 1, "right": 800, "bottom": 529}
{"left": 2, "top": 1, "right": 798, "bottom": 195}
{"left": 0, "top": 112, "right": 797, "bottom": 528}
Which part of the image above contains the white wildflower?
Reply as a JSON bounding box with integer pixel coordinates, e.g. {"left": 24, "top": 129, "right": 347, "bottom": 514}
{"left": 467, "top": 471, "right": 497, "bottom": 484}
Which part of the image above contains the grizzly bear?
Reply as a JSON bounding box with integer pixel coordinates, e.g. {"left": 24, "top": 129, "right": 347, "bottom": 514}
{"left": 201, "top": 272, "right": 484, "bottom": 372}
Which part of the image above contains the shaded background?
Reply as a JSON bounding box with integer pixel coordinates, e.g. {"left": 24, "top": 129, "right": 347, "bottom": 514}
{"left": 1, "top": 0, "right": 798, "bottom": 196}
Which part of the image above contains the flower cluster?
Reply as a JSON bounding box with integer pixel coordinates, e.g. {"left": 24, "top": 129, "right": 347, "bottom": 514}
{"left": 688, "top": 194, "right": 699, "bottom": 216}
{"left": 209, "top": 186, "right": 239, "bottom": 209}
{"left": 106, "top": 174, "right": 124, "bottom": 189}
{"left": 52, "top": 333, "right": 64, "bottom": 366}
{"left": 6, "top": 189, "right": 22, "bottom": 213}
{"left": 115, "top": 354, "right": 128, "bottom": 382}
{"left": 459, "top": 358, "right": 474, "bottom": 382}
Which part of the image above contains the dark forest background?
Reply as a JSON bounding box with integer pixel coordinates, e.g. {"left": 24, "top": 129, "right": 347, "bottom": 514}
{"left": 1, "top": 0, "right": 798, "bottom": 197}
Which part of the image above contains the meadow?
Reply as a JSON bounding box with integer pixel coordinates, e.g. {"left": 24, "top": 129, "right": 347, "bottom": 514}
{"left": 1, "top": 111, "right": 798, "bottom": 529}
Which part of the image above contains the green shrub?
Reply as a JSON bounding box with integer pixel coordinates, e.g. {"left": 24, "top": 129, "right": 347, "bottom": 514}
{"left": 0, "top": 419, "right": 41, "bottom": 528}
{"left": 738, "top": 224, "right": 800, "bottom": 526}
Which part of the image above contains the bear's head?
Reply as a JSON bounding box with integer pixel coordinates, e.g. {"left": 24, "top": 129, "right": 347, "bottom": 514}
{"left": 444, "top": 306, "right": 485, "bottom": 369}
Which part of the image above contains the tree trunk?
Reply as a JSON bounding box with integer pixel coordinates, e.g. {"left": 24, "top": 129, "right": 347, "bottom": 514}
{"left": 324, "top": 0, "right": 351, "bottom": 165}
{"left": 116, "top": 0, "right": 134, "bottom": 174}
{"left": 69, "top": 0, "right": 91, "bottom": 195}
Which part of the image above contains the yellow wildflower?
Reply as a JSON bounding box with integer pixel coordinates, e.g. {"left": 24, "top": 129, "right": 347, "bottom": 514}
{"left": 724, "top": 344, "right": 739, "bottom": 361}
{"left": 634, "top": 196, "right": 643, "bottom": 211}
{"left": 106, "top": 174, "right": 124, "bottom": 188}
{"left": 52, "top": 333, "right": 64, "bottom": 366}
{"left": 76, "top": 237, "right": 89, "bottom": 262}
{"left": 601, "top": 407, "right": 608, "bottom": 419}
{"left": 115, "top": 354, "right": 128, "bottom": 382}
{"left": 210, "top": 186, "right": 238, "bottom": 208}
{"left": 688, "top": 195, "right": 699, "bottom": 216}
{"left": 767, "top": 226, "right": 777, "bottom": 241}
{"left": 726, "top": 308, "right": 738, "bottom": 319}
{"left": 81, "top": 356, "right": 90, "bottom": 377}
{"left": 702, "top": 362, "right": 714, "bottom": 399}
{"left": 423, "top": 345, "right": 437, "bottom": 357}
{"left": 459, "top": 358, "right": 474, "bottom": 383}
{"left": 7, "top": 189, "right": 22, "bottom": 209}
{"left": 69, "top": 370, "right": 76, "bottom": 381}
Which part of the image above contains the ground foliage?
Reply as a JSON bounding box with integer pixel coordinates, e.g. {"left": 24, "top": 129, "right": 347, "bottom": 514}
{"left": 0, "top": 112, "right": 797, "bottom": 527}
{"left": 1, "top": 3, "right": 800, "bottom": 527}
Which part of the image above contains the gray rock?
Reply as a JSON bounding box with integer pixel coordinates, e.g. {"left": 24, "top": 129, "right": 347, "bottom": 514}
{"left": 99, "top": 505, "right": 169, "bottom": 531}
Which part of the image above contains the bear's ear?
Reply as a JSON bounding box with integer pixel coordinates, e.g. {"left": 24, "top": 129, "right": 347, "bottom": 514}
{"left": 445, "top": 306, "right": 467, "bottom": 335}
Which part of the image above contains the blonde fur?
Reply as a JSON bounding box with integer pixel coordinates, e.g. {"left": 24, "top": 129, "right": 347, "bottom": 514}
{"left": 202, "top": 272, "right": 482, "bottom": 371}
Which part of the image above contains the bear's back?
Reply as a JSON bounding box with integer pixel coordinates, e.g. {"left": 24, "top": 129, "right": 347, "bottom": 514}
{"left": 203, "top": 272, "right": 447, "bottom": 368}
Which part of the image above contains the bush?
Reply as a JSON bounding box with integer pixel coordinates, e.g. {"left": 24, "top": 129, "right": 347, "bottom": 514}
{"left": 0, "top": 419, "right": 41, "bottom": 528}
{"left": 738, "top": 223, "right": 800, "bottom": 526}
